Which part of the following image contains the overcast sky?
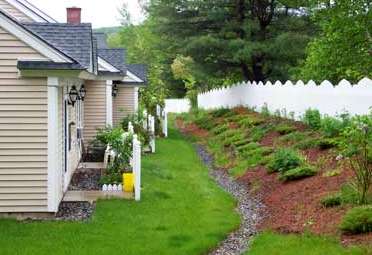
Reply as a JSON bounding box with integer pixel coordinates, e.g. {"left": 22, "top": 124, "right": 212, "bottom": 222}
{"left": 28, "top": 0, "right": 144, "bottom": 28}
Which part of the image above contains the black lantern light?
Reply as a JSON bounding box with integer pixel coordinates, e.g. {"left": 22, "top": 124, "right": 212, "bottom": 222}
{"left": 112, "top": 84, "right": 118, "bottom": 97}
{"left": 79, "top": 85, "right": 86, "bottom": 101}
{"left": 68, "top": 85, "right": 79, "bottom": 106}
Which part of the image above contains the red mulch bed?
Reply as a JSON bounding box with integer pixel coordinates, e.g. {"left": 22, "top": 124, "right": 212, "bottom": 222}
{"left": 177, "top": 115, "right": 372, "bottom": 246}
{"left": 260, "top": 131, "right": 281, "bottom": 147}
{"left": 238, "top": 163, "right": 371, "bottom": 245}
{"left": 176, "top": 118, "right": 209, "bottom": 138}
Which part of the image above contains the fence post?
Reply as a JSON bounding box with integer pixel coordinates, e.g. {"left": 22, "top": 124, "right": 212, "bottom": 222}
{"left": 133, "top": 134, "right": 141, "bottom": 201}
{"left": 128, "top": 121, "right": 134, "bottom": 134}
{"left": 149, "top": 114, "right": 156, "bottom": 153}
{"left": 162, "top": 110, "right": 168, "bottom": 137}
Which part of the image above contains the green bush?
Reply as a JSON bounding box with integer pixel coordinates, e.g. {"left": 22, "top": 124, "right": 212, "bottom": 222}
{"left": 211, "top": 108, "right": 232, "bottom": 118}
{"left": 212, "top": 124, "right": 229, "bottom": 135}
{"left": 321, "top": 116, "right": 344, "bottom": 138}
{"left": 275, "top": 124, "right": 297, "bottom": 135}
{"left": 279, "top": 166, "right": 317, "bottom": 181}
{"left": 303, "top": 108, "right": 321, "bottom": 130}
{"left": 267, "top": 148, "right": 304, "bottom": 173}
{"left": 340, "top": 206, "right": 372, "bottom": 234}
{"left": 261, "top": 103, "right": 270, "bottom": 117}
{"left": 316, "top": 138, "right": 339, "bottom": 150}
{"left": 321, "top": 193, "right": 342, "bottom": 207}
{"left": 250, "top": 124, "right": 273, "bottom": 142}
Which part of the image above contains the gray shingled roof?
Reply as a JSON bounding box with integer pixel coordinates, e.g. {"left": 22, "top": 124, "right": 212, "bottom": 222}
{"left": 127, "top": 64, "right": 147, "bottom": 83}
{"left": 94, "top": 33, "right": 108, "bottom": 49}
{"left": 17, "top": 61, "right": 84, "bottom": 70}
{"left": 23, "top": 23, "right": 93, "bottom": 70}
{"left": 98, "top": 48, "right": 126, "bottom": 73}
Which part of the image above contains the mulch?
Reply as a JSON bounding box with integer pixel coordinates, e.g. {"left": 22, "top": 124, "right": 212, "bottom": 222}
{"left": 177, "top": 114, "right": 372, "bottom": 246}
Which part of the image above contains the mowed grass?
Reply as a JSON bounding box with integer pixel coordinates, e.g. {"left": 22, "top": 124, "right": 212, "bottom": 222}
{"left": 0, "top": 123, "right": 240, "bottom": 255}
{"left": 247, "top": 232, "right": 369, "bottom": 255}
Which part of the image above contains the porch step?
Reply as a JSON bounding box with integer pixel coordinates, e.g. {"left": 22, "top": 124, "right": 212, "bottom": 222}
{"left": 78, "top": 162, "right": 104, "bottom": 169}
{"left": 63, "top": 190, "right": 133, "bottom": 203}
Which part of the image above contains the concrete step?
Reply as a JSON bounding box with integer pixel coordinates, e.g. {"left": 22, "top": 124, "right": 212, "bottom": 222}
{"left": 63, "top": 190, "right": 133, "bottom": 203}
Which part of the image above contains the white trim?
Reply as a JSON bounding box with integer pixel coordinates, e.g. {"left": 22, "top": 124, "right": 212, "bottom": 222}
{"left": 4, "top": 0, "right": 56, "bottom": 22}
{"left": 47, "top": 77, "right": 61, "bottom": 212}
{"left": 106, "top": 80, "right": 113, "bottom": 126}
{"left": 123, "top": 70, "right": 143, "bottom": 83}
{"left": 134, "top": 87, "right": 139, "bottom": 112}
{"left": 98, "top": 57, "right": 120, "bottom": 73}
{"left": 0, "top": 12, "right": 72, "bottom": 63}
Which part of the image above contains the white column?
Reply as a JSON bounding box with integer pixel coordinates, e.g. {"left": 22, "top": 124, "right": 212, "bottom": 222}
{"left": 134, "top": 87, "right": 139, "bottom": 112}
{"left": 47, "top": 77, "right": 61, "bottom": 212}
{"left": 133, "top": 135, "right": 141, "bottom": 201}
{"left": 149, "top": 115, "right": 155, "bottom": 153}
{"left": 106, "top": 80, "right": 113, "bottom": 126}
{"left": 163, "top": 110, "right": 168, "bottom": 137}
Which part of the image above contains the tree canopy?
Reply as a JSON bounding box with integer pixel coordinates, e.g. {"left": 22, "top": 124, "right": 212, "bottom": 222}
{"left": 108, "top": 0, "right": 370, "bottom": 100}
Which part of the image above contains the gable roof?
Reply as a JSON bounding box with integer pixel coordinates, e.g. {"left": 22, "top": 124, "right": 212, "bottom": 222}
{"left": 0, "top": 9, "right": 74, "bottom": 63}
{"left": 4, "top": 0, "right": 57, "bottom": 22}
{"left": 127, "top": 64, "right": 147, "bottom": 83}
{"left": 98, "top": 48, "right": 126, "bottom": 74}
{"left": 23, "top": 22, "right": 94, "bottom": 70}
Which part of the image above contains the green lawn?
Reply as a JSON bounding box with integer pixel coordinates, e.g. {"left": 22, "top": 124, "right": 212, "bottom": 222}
{"left": 0, "top": 124, "right": 239, "bottom": 255}
{"left": 248, "top": 232, "right": 369, "bottom": 255}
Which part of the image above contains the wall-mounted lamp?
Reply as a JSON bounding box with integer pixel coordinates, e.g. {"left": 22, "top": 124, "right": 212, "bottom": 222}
{"left": 112, "top": 84, "right": 118, "bottom": 97}
{"left": 68, "top": 85, "right": 79, "bottom": 106}
{"left": 79, "top": 85, "right": 86, "bottom": 101}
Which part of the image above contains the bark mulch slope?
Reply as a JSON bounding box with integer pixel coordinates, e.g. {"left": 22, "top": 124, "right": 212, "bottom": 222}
{"left": 176, "top": 115, "right": 372, "bottom": 246}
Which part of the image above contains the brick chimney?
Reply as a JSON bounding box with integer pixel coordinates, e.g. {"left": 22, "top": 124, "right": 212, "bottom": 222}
{"left": 67, "top": 7, "right": 81, "bottom": 24}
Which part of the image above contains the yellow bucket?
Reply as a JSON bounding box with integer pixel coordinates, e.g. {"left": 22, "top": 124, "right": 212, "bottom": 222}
{"left": 123, "top": 173, "right": 134, "bottom": 192}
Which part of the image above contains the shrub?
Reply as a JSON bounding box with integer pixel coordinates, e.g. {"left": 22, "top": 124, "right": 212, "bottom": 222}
{"left": 212, "top": 124, "right": 229, "bottom": 135}
{"left": 303, "top": 108, "right": 321, "bottom": 130}
{"left": 340, "top": 206, "right": 372, "bottom": 234}
{"left": 267, "top": 148, "right": 304, "bottom": 173}
{"left": 340, "top": 114, "right": 372, "bottom": 204}
{"left": 279, "top": 166, "right": 317, "bottom": 181}
{"left": 321, "top": 193, "right": 342, "bottom": 207}
{"left": 211, "top": 108, "right": 232, "bottom": 118}
{"left": 317, "top": 138, "right": 339, "bottom": 150}
{"left": 96, "top": 127, "right": 133, "bottom": 185}
{"left": 275, "top": 124, "right": 297, "bottom": 135}
{"left": 321, "top": 116, "right": 344, "bottom": 138}
{"left": 261, "top": 103, "right": 270, "bottom": 117}
{"left": 250, "top": 124, "right": 273, "bottom": 142}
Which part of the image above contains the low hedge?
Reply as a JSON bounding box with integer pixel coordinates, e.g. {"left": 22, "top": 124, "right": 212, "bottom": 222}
{"left": 340, "top": 206, "right": 372, "bottom": 234}
{"left": 321, "top": 193, "right": 342, "bottom": 207}
{"left": 279, "top": 166, "right": 317, "bottom": 181}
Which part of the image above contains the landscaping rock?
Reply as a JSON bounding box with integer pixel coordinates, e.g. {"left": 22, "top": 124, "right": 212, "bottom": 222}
{"left": 55, "top": 202, "right": 95, "bottom": 221}
{"left": 68, "top": 168, "right": 102, "bottom": 191}
{"left": 196, "top": 145, "right": 264, "bottom": 255}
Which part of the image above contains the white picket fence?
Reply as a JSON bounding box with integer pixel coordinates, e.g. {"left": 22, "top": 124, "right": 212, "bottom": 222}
{"left": 165, "top": 99, "right": 191, "bottom": 113}
{"left": 198, "top": 78, "right": 372, "bottom": 118}
{"left": 103, "top": 124, "right": 142, "bottom": 200}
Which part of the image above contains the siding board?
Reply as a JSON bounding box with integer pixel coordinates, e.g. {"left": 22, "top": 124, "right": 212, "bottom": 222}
{"left": 113, "top": 86, "right": 136, "bottom": 126}
{"left": 83, "top": 80, "right": 106, "bottom": 142}
{"left": 0, "top": 23, "right": 49, "bottom": 212}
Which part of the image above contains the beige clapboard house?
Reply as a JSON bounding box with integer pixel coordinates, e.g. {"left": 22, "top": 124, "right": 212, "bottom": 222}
{"left": 0, "top": 0, "right": 146, "bottom": 214}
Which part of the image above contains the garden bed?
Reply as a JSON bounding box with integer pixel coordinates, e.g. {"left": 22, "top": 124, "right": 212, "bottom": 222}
{"left": 176, "top": 108, "right": 372, "bottom": 247}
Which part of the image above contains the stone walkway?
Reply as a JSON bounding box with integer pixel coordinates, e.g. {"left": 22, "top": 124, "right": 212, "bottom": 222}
{"left": 196, "top": 145, "right": 264, "bottom": 255}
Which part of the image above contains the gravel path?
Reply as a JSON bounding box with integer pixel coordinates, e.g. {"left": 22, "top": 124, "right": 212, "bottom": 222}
{"left": 195, "top": 145, "right": 264, "bottom": 255}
